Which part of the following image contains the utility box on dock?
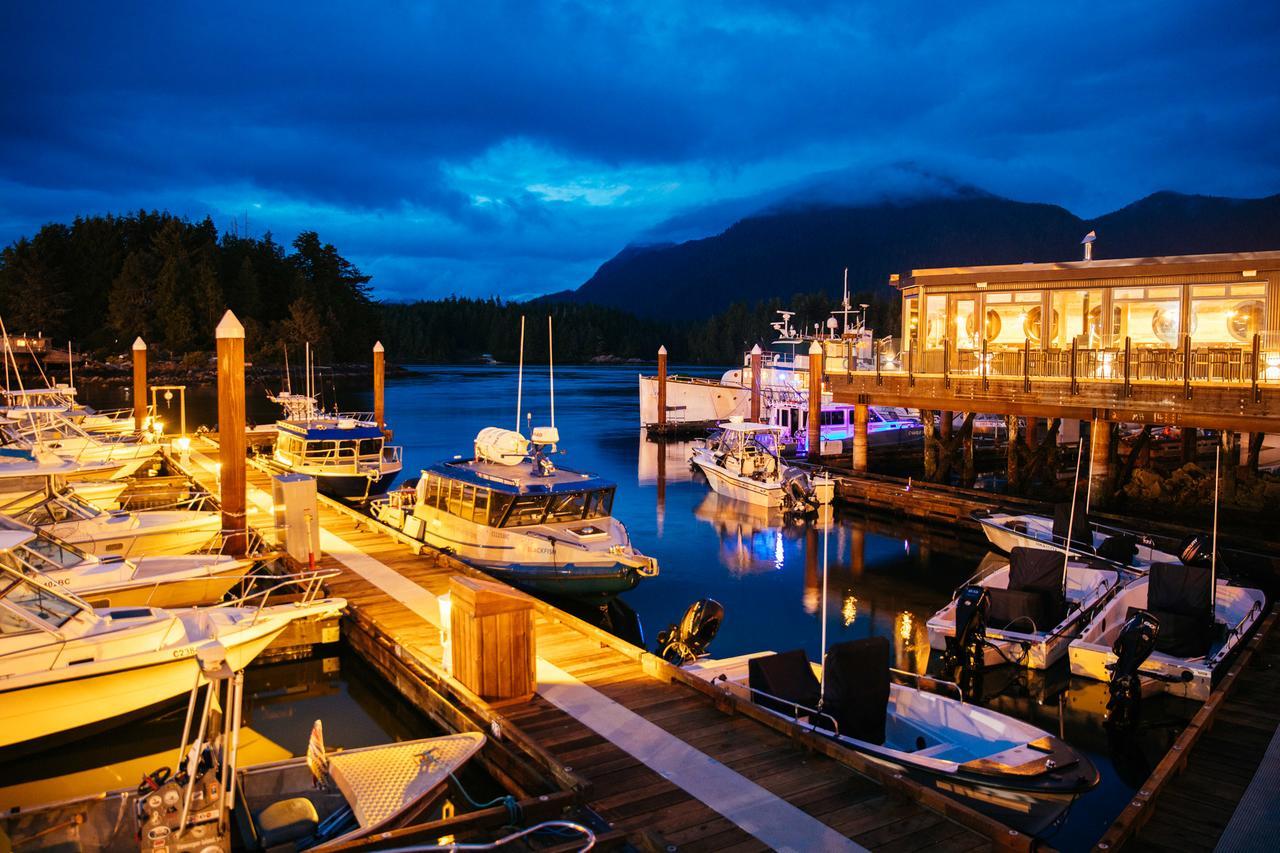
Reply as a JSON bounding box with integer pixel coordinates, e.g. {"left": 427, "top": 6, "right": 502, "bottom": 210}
{"left": 271, "top": 473, "right": 320, "bottom": 567}
{"left": 449, "top": 575, "right": 536, "bottom": 702}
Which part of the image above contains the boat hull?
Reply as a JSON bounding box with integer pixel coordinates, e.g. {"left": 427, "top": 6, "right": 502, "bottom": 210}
{"left": 73, "top": 566, "right": 250, "bottom": 610}
{"left": 48, "top": 516, "right": 221, "bottom": 559}
{"left": 690, "top": 455, "right": 785, "bottom": 508}
{"left": 315, "top": 468, "right": 399, "bottom": 499}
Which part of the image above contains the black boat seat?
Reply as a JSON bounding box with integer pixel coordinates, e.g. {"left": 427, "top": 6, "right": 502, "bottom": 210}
{"left": 255, "top": 797, "right": 319, "bottom": 849}
{"left": 1145, "top": 563, "right": 1215, "bottom": 658}
{"left": 1097, "top": 533, "right": 1138, "bottom": 565}
{"left": 997, "top": 547, "right": 1068, "bottom": 629}
{"left": 748, "top": 649, "right": 820, "bottom": 717}
{"left": 821, "top": 637, "right": 890, "bottom": 746}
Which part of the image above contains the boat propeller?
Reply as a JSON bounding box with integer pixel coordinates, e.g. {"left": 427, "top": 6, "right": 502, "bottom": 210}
{"left": 657, "top": 598, "right": 724, "bottom": 665}
{"left": 941, "top": 585, "right": 989, "bottom": 694}
{"left": 1105, "top": 609, "right": 1160, "bottom": 727}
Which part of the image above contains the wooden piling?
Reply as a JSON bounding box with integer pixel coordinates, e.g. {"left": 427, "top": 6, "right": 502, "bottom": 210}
{"left": 852, "top": 403, "right": 868, "bottom": 472}
{"left": 807, "top": 341, "right": 823, "bottom": 458}
{"left": 1181, "top": 426, "right": 1198, "bottom": 463}
{"left": 373, "top": 340, "right": 386, "bottom": 435}
{"left": 131, "top": 337, "right": 147, "bottom": 432}
{"left": 216, "top": 311, "right": 247, "bottom": 557}
{"left": 1024, "top": 416, "right": 1038, "bottom": 449}
{"left": 656, "top": 345, "right": 667, "bottom": 427}
{"left": 749, "top": 344, "right": 762, "bottom": 422}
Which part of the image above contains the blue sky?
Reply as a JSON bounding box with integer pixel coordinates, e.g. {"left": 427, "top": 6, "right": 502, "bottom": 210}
{"left": 2, "top": 1, "right": 1278, "bottom": 301}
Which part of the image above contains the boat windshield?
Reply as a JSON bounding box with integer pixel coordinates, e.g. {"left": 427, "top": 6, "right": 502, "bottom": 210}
{"left": 19, "top": 533, "right": 87, "bottom": 570}
{"left": 0, "top": 573, "right": 82, "bottom": 634}
{"left": 498, "top": 488, "right": 615, "bottom": 527}
{"left": 418, "top": 471, "right": 615, "bottom": 528}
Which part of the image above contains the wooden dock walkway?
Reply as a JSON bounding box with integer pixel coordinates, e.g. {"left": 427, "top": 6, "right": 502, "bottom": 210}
{"left": 172, "top": 440, "right": 1024, "bottom": 851}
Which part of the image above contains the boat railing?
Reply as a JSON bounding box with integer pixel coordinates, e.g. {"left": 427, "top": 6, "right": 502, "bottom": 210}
{"left": 1208, "top": 597, "right": 1265, "bottom": 666}
{"left": 711, "top": 675, "right": 842, "bottom": 734}
{"left": 219, "top": 569, "right": 341, "bottom": 625}
{"left": 888, "top": 668, "right": 966, "bottom": 703}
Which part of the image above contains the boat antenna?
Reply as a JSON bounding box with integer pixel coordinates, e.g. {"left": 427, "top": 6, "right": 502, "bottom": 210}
{"left": 1061, "top": 432, "right": 1086, "bottom": 595}
{"left": 819, "top": 518, "right": 830, "bottom": 703}
{"left": 548, "top": 315, "right": 556, "bottom": 434}
{"left": 1211, "top": 443, "right": 1220, "bottom": 617}
{"left": 283, "top": 346, "right": 291, "bottom": 394}
{"left": 516, "top": 315, "right": 526, "bottom": 434}
{"left": 67, "top": 341, "right": 73, "bottom": 390}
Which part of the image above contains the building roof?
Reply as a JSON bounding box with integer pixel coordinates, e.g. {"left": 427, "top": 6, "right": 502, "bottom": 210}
{"left": 901, "top": 249, "right": 1280, "bottom": 286}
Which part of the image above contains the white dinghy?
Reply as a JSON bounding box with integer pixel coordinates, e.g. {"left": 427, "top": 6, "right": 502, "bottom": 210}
{"left": 974, "top": 506, "right": 1179, "bottom": 570}
{"left": 1069, "top": 562, "right": 1265, "bottom": 702}
{"left": 926, "top": 548, "right": 1125, "bottom": 670}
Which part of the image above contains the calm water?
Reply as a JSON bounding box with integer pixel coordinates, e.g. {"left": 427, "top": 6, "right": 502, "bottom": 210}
{"left": 74, "top": 363, "right": 1193, "bottom": 849}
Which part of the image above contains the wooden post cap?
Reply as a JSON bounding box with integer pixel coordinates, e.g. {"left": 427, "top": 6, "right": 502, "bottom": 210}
{"left": 132, "top": 337, "right": 147, "bottom": 351}
{"left": 658, "top": 345, "right": 667, "bottom": 355}
{"left": 751, "top": 344, "right": 762, "bottom": 355}
{"left": 215, "top": 310, "right": 245, "bottom": 339}
{"left": 449, "top": 574, "right": 533, "bottom": 616}
{"left": 808, "top": 341, "right": 822, "bottom": 355}
{"left": 373, "top": 341, "right": 384, "bottom": 353}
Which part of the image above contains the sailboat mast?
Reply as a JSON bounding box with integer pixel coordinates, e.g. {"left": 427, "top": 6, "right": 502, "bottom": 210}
{"left": 548, "top": 315, "right": 555, "bottom": 432}
{"left": 819, "top": 520, "right": 830, "bottom": 702}
{"left": 68, "top": 342, "right": 73, "bottom": 390}
{"left": 283, "top": 346, "right": 291, "bottom": 394}
{"left": 516, "top": 316, "right": 525, "bottom": 433}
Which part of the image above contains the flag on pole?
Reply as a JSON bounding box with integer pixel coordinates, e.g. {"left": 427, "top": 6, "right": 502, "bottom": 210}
{"left": 306, "top": 719, "right": 328, "bottom": 787}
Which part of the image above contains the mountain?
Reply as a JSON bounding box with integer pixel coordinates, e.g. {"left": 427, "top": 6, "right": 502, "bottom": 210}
{"left": 564, "top": 191, "right": 1280, "bottom": 320}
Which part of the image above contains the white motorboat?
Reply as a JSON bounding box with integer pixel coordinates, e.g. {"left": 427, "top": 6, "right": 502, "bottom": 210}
{"left": 688, "top": 639, "right": 1098, "bottom": 832}
{"left": 0, "top": 523, "right": 252, "bottom": 609}
{"left": 973, "top": 507, "right": 1181, "bottom": 570}
{"left": 1068, "top": 561, "right": 1265, "bottom": 702}
{"left": 926, "top": 548, "right": 1125, "bottom": 670}
{"left": 1, "top": 385, "right": 137, "bottom": 435}
{"left": 1, "top": 405, "right": 160, "bottom": 468}
{"left": 371, "top": 426, "right": 658, "bottom": 598}
{"left": 0, "top": 561, "right": 346, "bottom": 756}
{"left": 5, "top": 487, "right": 221, "bottom": 558}
{"left": 689, "top": 420, "right": 834, "bottom": 510}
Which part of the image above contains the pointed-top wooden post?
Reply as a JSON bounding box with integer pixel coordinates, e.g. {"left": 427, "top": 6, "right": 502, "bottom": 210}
{"left": 216, "top": 310, "right": 247, "bottom": 557}
{"left": 131, "top": 337, "right": 147, "bottom": 432}
{"left": 807, "top": 341, "right": 823, "bottom": 458}
{"left": 372, "top": 340, "right": 386, "bottom": 434}
{"left": 656, "top": 346, "right": 668, "bottom": 428}
{"left": 749, "top": 344, "right": 762, "bottom": 422}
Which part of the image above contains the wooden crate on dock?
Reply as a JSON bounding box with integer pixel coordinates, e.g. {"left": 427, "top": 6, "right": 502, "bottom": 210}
{"left": 449, "top": 575, "right": 535, "bottom": 702}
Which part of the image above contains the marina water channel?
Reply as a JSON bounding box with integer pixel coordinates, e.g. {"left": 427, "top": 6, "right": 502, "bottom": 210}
{"left": 2, "top": 363, "right": 1199, "bottom": 850}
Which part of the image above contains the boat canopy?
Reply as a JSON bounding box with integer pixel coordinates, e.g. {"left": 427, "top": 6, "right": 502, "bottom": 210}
{"left": 417, "top": 462, "right": 617, "bottom": 528}
{"left": 277, "top": 420, "right": 385, "bottom": 442}
{"left": 427, "top": 459, "right": 614, "bottom": 495}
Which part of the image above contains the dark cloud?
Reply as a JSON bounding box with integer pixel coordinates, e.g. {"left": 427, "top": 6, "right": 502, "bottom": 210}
{"left": 1, "top": 1, "right": 1278, "bottom": 300}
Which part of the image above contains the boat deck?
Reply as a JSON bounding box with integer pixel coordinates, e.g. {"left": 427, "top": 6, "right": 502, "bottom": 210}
{"left": 172, "top": 438, "right": 1017, "bottom": 851}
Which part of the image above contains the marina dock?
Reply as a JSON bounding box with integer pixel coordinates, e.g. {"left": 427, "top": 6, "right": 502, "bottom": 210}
{"left": 171, "top": 437, "right": 1020, "bottom": 851}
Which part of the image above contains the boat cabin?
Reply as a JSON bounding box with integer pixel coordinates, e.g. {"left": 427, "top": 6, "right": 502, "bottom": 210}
{"left": 275, "top": 420, "right": 391, "bottom": 474}
{"left": 415, "top": 460, "right": 617, "bottom": 528}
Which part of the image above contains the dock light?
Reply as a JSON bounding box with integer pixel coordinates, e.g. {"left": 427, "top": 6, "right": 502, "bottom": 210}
{"left": 1100, "top": 352, "right": 1115, "bottom": 379}
{"left": 1265, "top": 353, "right": 1280, "bottom": 381}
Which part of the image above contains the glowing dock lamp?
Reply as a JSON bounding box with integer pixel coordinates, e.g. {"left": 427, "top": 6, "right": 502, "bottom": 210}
{"left": 1265, "top": 353, "right": 1280, "bottom": 382}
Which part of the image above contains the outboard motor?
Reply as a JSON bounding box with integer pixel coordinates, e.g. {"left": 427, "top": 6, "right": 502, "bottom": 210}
{"left": 942, "top": 585, "right": 989, "bottom": 696}
{"left": 657, "top": 599, "right": 724, "bottom": 665}
{"left": 1106, "top": 610, "right": 1160, "bottom": 727}
{"left": 781, "top": 467, "right": 818, "bottom": 513}
{"left": 1179, "top": 533, "right": 1212, "bottom": 567}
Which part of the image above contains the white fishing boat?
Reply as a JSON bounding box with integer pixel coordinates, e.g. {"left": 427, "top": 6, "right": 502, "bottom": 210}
{"left": 1068, "top": 564, "right": 1264, "bottom": 702}
{"left": 372, "top": 426, "right": 658, "bottom": 598}
{"left": 1, "top": 385, "right": 136, "bottom": 435}
{"left": 0, "top": 523, "right": 252, "bottom": 609}
{"left": 0, "top": 561, "right": 346, "bottom": 756}
{"left": 0, "top": 405, "right": 160, "bottom": 469}
{"left": 687, "top": 640, "right": 1098, "bottom": 830}
{"left": 689, "top": 420, "right": 834, "bottom": 510}
{"left": 266, "top": 345, "right": 403, "bottom": 499}
{"left": 5, "top": 486, "right": 221, "bottom": 558}
{"left": 926, "top": 548, "right": 1125, "bottom": 669}
{"left": 973, "top": 506, "right": 1180, "bottom": 570}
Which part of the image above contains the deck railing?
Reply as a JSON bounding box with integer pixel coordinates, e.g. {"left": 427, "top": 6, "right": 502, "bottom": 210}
{"left": 822, "top": 331, "right": 1280, "bottom": 395}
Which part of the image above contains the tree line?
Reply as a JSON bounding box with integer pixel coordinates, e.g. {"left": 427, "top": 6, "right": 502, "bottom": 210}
{"left": 1, "top": 209, "right": 900, "bottom": 367}
{"left": 0, "top": 211, "right": 378, "bottom": 362}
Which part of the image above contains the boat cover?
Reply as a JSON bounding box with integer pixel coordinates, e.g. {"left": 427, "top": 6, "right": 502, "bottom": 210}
{"left": 1052, "top": 504, "right": 1093, "bottom": 549}
{"left": 821, "top": 637, "right": 890, "bottom": 746}
{"left": 1147, "top": 562, "right": 1214, "bottom": 657}
{"left": 748, "top": 649, "right": 820, "bottom": 717}
{"left": 986, "top": 547, "right": 1068, "bottom": 629}
{"left": 328, "top": 732, "right": 485, "bottom": 830}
